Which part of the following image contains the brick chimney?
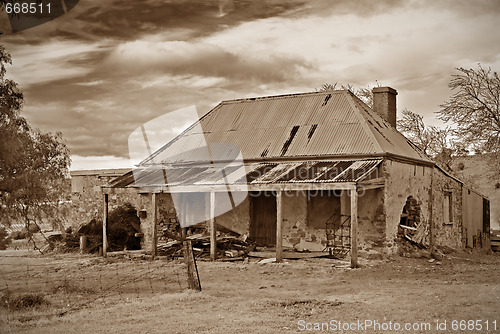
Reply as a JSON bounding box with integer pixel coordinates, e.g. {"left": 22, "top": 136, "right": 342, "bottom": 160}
{"left": 372, "top": 87, "right": 397, "bottom": 127}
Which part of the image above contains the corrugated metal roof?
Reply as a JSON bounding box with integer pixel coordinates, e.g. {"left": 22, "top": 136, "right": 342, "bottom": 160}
{"left": 140, "top": 90, "right": 432, "bottom": 165}
{"left": 110, "top": 159, "right": 382, "bottom": 188}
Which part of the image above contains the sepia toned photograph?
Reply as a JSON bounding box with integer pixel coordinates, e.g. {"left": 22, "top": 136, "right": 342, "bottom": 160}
{"left": 1, "top": 1, "right": 499, "bottom": 333}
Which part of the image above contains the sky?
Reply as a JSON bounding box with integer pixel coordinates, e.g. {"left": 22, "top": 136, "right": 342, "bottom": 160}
{"left": 1, "top": 0, "right": 500, "bottom": 170}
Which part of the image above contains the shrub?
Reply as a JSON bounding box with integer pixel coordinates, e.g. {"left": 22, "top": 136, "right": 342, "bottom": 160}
{"left": 0, "top": 227, "right": 11, "bottom": 250}
{"left": 10, "top": 230, "right": 28, "bottom": 240}
{"left": 27, "top": 223, "right": 40, "bottom": 233}
{"left": 0, "top": 291, "right": 49, "bottom": 310}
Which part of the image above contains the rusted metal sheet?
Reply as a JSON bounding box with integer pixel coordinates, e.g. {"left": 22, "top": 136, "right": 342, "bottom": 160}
{"left": 111, "top": 159, "right": 383, "bottom": 188}
{"left": 142, "top": 90, "right": 431, "bottom": 165}
{"left": 462, "top": 188, "right": 485, "bottom": 248}
{"left": 351, "top": 97, "right": 432, "bottom": 162}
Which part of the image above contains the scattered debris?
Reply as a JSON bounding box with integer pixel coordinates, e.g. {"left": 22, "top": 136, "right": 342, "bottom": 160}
{"left": 157, "top": 227, "right": 255, "bottom": 260}
{"left": 258, "top": 258, "right": 277, "bottom": 264}
{"left": 431, "top": 249, "right": 445, "bottom": 261}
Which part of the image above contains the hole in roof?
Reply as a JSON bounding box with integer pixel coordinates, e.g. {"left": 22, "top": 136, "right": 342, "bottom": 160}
{"left": 322, "top": 94, "right": 332, "bottom": 106}
{"left": 307, "top": 124, "right": 318, "bottom": 141}
{"left": 280, "top": 125, "right": 300, "bottom": 156}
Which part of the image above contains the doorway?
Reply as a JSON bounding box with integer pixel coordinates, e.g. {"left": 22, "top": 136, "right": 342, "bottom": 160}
{"left": 250, "top": 191, "right": 277, "bottom": 245}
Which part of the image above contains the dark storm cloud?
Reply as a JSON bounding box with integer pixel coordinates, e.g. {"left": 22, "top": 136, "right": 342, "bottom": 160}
{"left": 291, "top": 0, "right": 408, "bottom": 18}
{"left": 2, "top": 0, "right": 303, "bottom": 43}
{"left": 2, "top": 0, "right": 500, "bottom": 168}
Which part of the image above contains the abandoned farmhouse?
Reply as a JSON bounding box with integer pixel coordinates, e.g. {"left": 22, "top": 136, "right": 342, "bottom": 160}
{"left": 69, "top": 87, "right": 490, "bottom": 262}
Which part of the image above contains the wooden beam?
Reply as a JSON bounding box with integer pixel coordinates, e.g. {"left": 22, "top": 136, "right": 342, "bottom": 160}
{"left": 103, "top": 193, "right": 108, "bottom": 258}
{"left": 358, "top": 177, "right": 385, "bottom": 190}
{"left": 276, "top": 189, "right": 283, "bottom": 263}
{"left": 209, "top": 191, "right": 217, "bottom": 261}
{"left": 152, "top": 193, "right": 158, "bottom": 257}
{"left": 138, "top": 182, "right": 358, "bottom": 193}
{"left": 350, "top": 186, "right": 358, "bottom": 268}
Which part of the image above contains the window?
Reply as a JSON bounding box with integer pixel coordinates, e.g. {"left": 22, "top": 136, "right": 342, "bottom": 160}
{"left": 443, "top": 191, "right": 453, "bottom": 224}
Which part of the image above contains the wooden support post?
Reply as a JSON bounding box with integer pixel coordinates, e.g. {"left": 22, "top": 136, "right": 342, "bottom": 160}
{"left": 152, "top": 192, "right": 158, "bottom": 258}
{"left": 276, "top": 189, "right": 283, "bottom": 263}
{"left": 209, "top": 191, "right": 217, "bottom": 261}
{"left": 103, "top": 193, "right": 108, "bottom": 258}
{"left": 183, "top": 239, "right": 202, "bottom": 291}
{"left": 79, "top": 235, "right": 87, "bottom": 254}
{"left": 350, "top": 186, "right": 358, "bottom": 268}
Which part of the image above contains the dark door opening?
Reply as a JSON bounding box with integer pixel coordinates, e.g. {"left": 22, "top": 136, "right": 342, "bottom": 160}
{"left": 250, "top": 191, "right": 277, "bottom": 245}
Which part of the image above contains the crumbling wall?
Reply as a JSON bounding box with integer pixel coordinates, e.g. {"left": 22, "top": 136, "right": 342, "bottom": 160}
{"left": 383, "top": 160, "right": 432, "bottom": 254}
{"left": 67, "top": 171, "right": 136, "bottom": 231}
{"left": 431, "top": 169, "right": 463, "bottom": 250}
{"left": 282, "top": 191, "right": 322, "bottom": 251}
{"left": 357, "top": 188, "right": 386, "bottom": 258}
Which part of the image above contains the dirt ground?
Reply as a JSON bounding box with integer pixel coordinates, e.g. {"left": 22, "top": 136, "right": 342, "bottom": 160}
{"left": 0, "top": 250, "right": 499, "bottom": 334}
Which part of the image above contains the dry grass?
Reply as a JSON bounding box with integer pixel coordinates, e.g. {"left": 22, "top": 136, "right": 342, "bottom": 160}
{"left": 1, "top": 251, "right": 499, "bottom": 333}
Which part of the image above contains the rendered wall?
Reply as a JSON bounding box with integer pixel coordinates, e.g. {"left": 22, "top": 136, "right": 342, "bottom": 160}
{"left": 383, "top": 160, "right": 433, "bottom": 253}
{"left": 384, "top": 159, "right": 472, "bottom": 252}
{"left": 357, "top": 188, "right": 386, "bottom": 257}
{"left": 430, "top": 169, "right": 463, "bottom": 249}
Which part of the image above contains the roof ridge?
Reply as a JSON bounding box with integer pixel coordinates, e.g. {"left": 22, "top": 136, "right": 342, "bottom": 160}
{"left": 220, "top": 89, "right": 349, "bottom": 105}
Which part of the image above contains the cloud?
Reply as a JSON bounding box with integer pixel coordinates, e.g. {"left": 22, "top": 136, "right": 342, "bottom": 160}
{"left": 76, "top": 80, "right": 105, "bottom": 86}
{"left": 70, "top": 155, "right": 132, "bottom": 170}
{"left": 107, "top": 39, "right": 312, "bottom": 82}
{"left": 5, "top": 38, "right": 106, "bottom": 89}
{"left": 3, "top": 0, "right": 500, "bottom": 169}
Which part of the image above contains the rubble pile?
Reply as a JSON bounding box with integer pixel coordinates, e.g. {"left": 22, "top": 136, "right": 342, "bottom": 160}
{"left": 62, "top": 203, "right": 142, "bottom": 253}
{"left": 157, "top": 225, "right": 255, "bottom": 260}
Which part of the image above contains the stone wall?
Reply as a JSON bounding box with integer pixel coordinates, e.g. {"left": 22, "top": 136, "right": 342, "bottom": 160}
{"left": 431, "top": 168, "right": 463, "bottom": 250}
{"left": 383, "top": 159, "right": 475, "bottom": 253}
{"left": 67, "top": 169, "right": 131, "bottom": 230}
{"left": 357, "top": 188, "right": 386, "bottom": 258}
{"left": 383, "top": 160, "right": 433, "bottom": 254}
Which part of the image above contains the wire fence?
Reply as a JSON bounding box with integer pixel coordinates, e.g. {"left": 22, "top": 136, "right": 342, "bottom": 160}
{"left": 0, "top": 253, "right": 189, "bottom": 317}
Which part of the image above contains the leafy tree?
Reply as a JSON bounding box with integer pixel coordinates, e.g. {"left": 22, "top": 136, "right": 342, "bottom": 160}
{"left": 0, "top": 226, "right": 11, "bottom": 250}
{"left": 0, "top": 45, "right": 70, "bottom": 250}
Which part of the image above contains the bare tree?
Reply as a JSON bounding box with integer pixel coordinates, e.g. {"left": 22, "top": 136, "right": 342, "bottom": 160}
{"left": 318, "top": 83, "right": 337, "bottom": 91}
{"left": 318, "top": 83, "right": 373, "bottom": 107}
{"left": 396, "top": 109, "right": 462, "bottom": 169}
{"left": 438, "top": 65, "right": 500, "bottom": 153}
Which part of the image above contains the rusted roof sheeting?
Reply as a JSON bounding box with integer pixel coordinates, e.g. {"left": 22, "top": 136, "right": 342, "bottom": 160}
{"left": 140, "top": 90, "right": 432, "bottom": 165}
{"left": 142, "top": 92, "right": 386, "bottom": 165}
{"left": 110, "top": 159, "right": 382, "bottom": 188}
